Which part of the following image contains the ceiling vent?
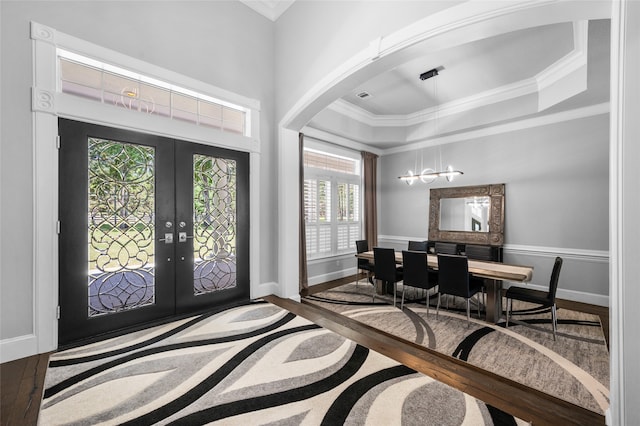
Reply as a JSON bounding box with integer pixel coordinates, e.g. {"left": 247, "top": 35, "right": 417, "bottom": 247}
{"left": 356, "top": 91, "right": 371, "bottom": 99}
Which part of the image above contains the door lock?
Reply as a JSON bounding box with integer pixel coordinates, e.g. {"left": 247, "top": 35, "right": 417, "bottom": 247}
{"left": 178, "top": 232, "right": 193, "bottom": 243}
{"left": 159, "top": 233, "right": 174, "bottom": 244}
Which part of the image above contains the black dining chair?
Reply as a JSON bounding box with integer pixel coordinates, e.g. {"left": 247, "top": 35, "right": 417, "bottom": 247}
{"left": 464, "top": 244, "right": 496, "bottom": 261}
{"left": 462, "top": 244, "right": 493, "bottom": 306}
{"left": 436, "top": 254, "right": 483, "bottom": 325}
{"left": 373, "top": 247, "right": 403, "bottom": 307}
{"left": 401, "top": 250, "right": 437, "bottom": 312}
{"left": 407, "top": 240, "right": 428, "bottom": 252}
{"left": 435, "top": 242, "right": 458, "bottom": 255}
{"left": 355, "top": 239, "right": 375, "bottom": 287}
{"left": 506, "top": 257, "right": 563, "bottom": 340}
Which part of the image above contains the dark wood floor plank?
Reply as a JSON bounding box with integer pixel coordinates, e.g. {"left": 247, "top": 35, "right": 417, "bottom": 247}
{"left": 1, "top": 353, "right": 49, "bottom": 426}
{"left": 266, "top": 294, "right": 605, "bottom": 426}
{"left": 1, "top": 357, "right": 28, "bottom": 425}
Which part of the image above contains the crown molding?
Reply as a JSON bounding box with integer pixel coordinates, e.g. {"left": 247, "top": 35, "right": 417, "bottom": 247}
{"left": 308, "top": 102, "right": 609, "bottom": 156}
{"left": 382, "top": 102, "right": 609, "bottom": 155}
{"left": 537, "top": 21, "right": 588, "bottom": 91}
{"left": 301, "top": 126, "right": 385, "bottom": 157}
{"left": 328, "top": 20, "right": 590, "bottom": 128}
{"left": 239, "top": 0, "right": 295, "bottom": 21}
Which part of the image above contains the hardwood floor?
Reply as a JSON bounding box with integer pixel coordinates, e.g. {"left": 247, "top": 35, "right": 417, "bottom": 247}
{"left": 1, "top": 274, "right": 607, "bottom": 425}
{"left": 1, "top": 353, "right": 49, "bottom": 426}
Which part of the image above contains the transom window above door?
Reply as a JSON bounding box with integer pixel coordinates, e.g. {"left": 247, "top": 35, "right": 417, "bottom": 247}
{"left": 57, "top": 49, "right": 250, "bottom": 136}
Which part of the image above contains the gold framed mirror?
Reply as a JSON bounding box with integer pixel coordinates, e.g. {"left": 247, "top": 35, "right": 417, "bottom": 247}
{"left": 428, "top": 183, "right": 505, "bottom": 246}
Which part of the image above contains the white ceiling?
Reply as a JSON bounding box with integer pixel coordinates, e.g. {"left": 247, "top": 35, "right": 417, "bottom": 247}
{"left": 342, "top": 23, "right": 575, "bottom": 116}
{"left": 240, "top": 1, "right": 610, "bottom": 151}
{"left": 314, "top": 18, "right": 610, "bottom": 151}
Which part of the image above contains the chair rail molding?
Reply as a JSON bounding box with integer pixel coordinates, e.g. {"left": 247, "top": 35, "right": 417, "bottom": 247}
{"left": 502, "top": 244, "right": 609, "bottom": 263}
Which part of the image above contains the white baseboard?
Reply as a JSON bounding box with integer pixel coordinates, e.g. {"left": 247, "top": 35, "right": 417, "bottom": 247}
{"left": 251, "top": 281, "right": 279, "bottom": 299}
{"left": 0, "top": 334, "right": 38, "bottom": 364}
{"left": 308, "top": 267, "right": 357, "bottom": 286}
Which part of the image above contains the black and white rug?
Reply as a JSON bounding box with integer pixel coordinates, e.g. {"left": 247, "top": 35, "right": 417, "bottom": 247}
{"left": 305, "top": 282, "right": 610, "bottom": 414}
{"left": 40, "top": 301, "right": 527, "bottom": 425}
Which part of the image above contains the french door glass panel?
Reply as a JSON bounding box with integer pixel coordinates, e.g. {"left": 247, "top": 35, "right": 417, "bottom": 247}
{"left": 193, "top": 154, "right": 237, "bottom": 295}
{"left": 88, "top": 138, "right": 156, "bottom": 316}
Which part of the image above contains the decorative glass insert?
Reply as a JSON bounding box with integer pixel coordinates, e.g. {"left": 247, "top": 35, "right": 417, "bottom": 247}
{"left": 58, "top": 50, "right": 249, "bottom": 136}
{"left": 193, "top": 154, "right": 237, "bottom": 295}
{"left": 88, "top": 138, "right": 155, "bottom": 317}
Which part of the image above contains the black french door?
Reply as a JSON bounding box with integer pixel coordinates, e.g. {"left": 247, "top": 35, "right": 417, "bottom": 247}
{"left": 58, "top": 119, "right": 249, "bottom": 346}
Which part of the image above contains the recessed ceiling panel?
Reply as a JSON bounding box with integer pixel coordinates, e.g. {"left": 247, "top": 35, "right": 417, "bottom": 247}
{"left": 343, "top": 22, "right": 575, "bottom": 116}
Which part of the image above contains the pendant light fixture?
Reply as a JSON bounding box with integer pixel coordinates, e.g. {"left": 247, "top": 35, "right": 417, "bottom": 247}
{"left": 398, "top": 67, "right": 463, "bottom": 185}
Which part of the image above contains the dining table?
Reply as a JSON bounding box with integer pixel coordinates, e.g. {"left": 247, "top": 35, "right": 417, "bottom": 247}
{"left": 356, "top": 250, "right": 534, "bottom": 323}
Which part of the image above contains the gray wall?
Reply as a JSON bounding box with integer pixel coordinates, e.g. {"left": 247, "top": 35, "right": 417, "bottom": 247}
{"left": 379, "top": 114, "right": 609, "bottom": 302}
{"left": 0, "top": 1, "right": 277, "bottom": 341}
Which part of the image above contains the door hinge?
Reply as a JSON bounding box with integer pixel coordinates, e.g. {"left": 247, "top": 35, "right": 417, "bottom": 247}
{"left": 56, "top": 220, "right": 61, "bottom": 234}
{"left": 56, "top": 135, "right": 61, "bottom": 149}
{"left": 56, "top": 305, "right": 61, "bottom": 320}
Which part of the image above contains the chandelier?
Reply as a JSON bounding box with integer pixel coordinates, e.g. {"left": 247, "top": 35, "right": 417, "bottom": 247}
{"left": 398, "top": 166, "right": 463, "bottom": 185}
{"left": 398, "top": 67, "right": 463, "bottom": 185}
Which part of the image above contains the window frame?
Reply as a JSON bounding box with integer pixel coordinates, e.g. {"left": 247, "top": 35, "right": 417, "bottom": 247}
{"left": 303, "top": 141, "right": 362, "bottom": 260}
{"left": 57, "top": 50, "right": 251, "bottom": 137}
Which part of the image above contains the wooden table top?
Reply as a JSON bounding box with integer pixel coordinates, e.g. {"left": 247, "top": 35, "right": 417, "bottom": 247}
{"left": 356, "top": 250, "right": 533, "bottom": 283}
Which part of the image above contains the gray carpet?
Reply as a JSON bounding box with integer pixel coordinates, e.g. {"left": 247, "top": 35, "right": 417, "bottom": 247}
{"left": 40, "top": 301, "right": 528, "bottom": 425}
{"left": 305, "top": 282, "right": 609, "bottom": 414}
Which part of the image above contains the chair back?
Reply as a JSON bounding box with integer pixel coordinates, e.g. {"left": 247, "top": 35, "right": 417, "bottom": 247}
{"left": 437, "top": 254, "right": 471, "bottom": 298}
{"left": 402, "top": 250, "right": 430, "bottom": 290}
{"left": 407, "top": 240, "right": 428, "bottom": 252}
{"left": 547, "top": 256, "right": 563, "bottom": 302}
{"left": 356, "top": 240, "right": 369, "bottom": 268}
{"left": 373, "top": 247, "right": 398, "bottom": 283}
{"left": 435, "top": 242, "right": 458, "bottom": 255}
{"left": 464, "top": 244, "right": 494, "bottom": 261}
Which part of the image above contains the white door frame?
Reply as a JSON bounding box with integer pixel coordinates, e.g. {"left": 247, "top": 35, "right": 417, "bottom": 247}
{"left": 28, "top": 22, "right": 265, "bottom": 358}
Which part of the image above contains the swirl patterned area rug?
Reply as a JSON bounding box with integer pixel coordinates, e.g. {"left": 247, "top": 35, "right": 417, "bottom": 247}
{"left": 305, "top": 282, "right": 610, "bottom": 415}
{"left": 40, "top": 301, "right": 527, "bottom": 425}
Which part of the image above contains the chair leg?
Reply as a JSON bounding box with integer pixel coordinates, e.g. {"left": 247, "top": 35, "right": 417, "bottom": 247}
{"left": 466, "top": 298, "right": 471, "bottom": 327}
{"left": 506, "top": 298, "right": 511, "bottom": 328}
{"left": 372, "top": 279, "right": 376, "bottom": 303}
{"left": 476, "top": 293, "right": 481, "bottom": 319}
{"left": 425, "top": 288, "right": 430, "bottom": 315}
{"left": 436, "top": 293, "right": 441, "bottom": 318}
{"left": 356, "top": 270, "right": 360, "bottom": 287}
{"left": 393, "top": 282, "right": 397, "bottom": 307}
{"left": 400, "top": 284, "right": 405, "bottom": 310}
{"left": 551, "top": 304, "right": 558, "bottom": 341}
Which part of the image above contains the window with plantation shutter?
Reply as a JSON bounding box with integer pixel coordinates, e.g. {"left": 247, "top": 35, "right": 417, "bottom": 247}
{"left": 303, "top": 146, "right": 361, "bottom": 259}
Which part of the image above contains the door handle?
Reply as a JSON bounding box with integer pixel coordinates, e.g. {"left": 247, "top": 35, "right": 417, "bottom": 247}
{"left": 178, "top": 232, "right": 194, "bottom": 243}
{"left": 159, "top": 233, "right": 174, "bottom": 244}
